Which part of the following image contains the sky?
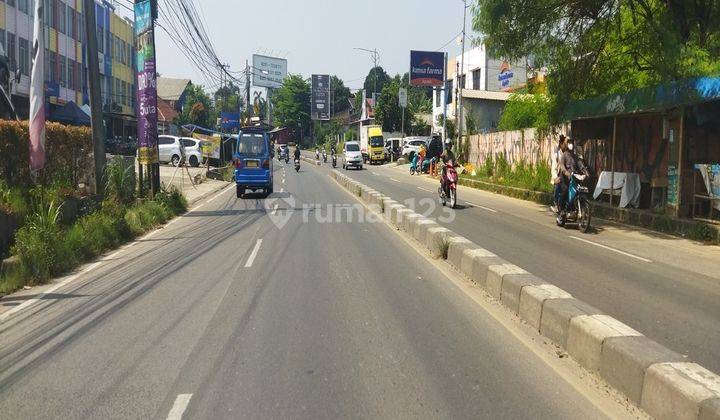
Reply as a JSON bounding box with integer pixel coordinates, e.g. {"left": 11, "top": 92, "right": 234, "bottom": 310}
{"left": 117, "top": 0, "right": 468, "bottom": 92}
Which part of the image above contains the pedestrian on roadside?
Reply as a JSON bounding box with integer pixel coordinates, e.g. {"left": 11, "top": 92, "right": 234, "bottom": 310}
{"left": 418, "top": 144, "right": 427, "bottom": 174}
{"left": 551, "top": 134, "right": 566, "bottom": 213}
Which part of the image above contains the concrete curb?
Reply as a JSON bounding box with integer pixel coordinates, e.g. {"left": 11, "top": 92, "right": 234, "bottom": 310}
{"left": 328, "top": 170, "right": 720, "bottom": 419}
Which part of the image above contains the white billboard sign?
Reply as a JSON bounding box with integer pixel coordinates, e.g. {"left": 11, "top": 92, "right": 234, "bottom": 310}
{"left": 252, "top": 54, "right": 287, "bottom": 89}
{"left": 398, "top": 88, "right": 408, "bottom": 108}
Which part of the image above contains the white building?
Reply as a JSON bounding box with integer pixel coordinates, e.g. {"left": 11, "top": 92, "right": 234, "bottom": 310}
{"left": 432, "top": 45, "right": 527, "bottom": 134}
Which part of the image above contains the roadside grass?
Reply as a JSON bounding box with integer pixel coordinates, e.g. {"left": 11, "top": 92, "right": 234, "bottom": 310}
{"left": 436, "top": 237, "right": 451, "bottom": 260}
{"left": 461, "top": 155, "right": 553, "bottom": 194}
{"left": 0, "top": 160, "right": 188, "bottom": 297}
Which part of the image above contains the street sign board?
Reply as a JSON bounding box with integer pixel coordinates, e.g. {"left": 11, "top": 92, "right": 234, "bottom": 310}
{"left": 252, "top": 54, "right": 287, "bottom": 89}
{"left": 409, "top": 50, "right": 445, "bottom": 87}
{"left": 398, "top": 87, "right": 407, "bottom": 108}
{"left": 311, "top": 74, "right": 331, "bottom": 120}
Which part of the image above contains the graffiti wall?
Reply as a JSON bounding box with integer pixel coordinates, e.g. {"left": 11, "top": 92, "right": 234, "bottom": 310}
{"left": 467, "top": 124, "right": 570, "bottom": 168}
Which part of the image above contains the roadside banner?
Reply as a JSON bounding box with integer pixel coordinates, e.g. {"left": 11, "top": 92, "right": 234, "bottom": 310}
{"left": 311, "top": 74, "right": 331, "bottom": 120}
{"left": 28, "top": 0, "right": 45, "bottom": 171}
{"left": 134, "top": 0, "right": 159, "bottom": 164}
{"left": 410, "top": 50, "right": 445, "bottom": 87}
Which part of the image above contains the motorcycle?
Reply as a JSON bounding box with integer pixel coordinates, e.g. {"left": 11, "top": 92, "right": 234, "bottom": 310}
{"left": 285, "top": 154, "right": 290, "bottom": 164}
{"left": 294, "top": 158, "right": 301, "bottom": 173}
{"left": 409, "top": 152, "right": 418, "bottom": 175}
{"left": 315, "top": 151, "right": 320, "bottom": 160}
{"left": 331, "top": 154, "right": 337, "bottom": 168}
{"left": 438, "top": 161, "right": 458, "bottom": 209}
{"left": 323, "top": 151, "right": 327, "bottom": 163}
{"left": 556, "top": 172, "right": 592, "bottom": 233}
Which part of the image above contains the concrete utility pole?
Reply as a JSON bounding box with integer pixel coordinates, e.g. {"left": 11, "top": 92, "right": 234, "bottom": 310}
{"left": 442, "top": 52, "right": 448, "bottom": 152}
{"left": 84, "top": 0, "right": 105, "bottom": 195}
{"left": 354, "top": 47, "right": 379, "bottom": 101}
{"left": 458, "top": 0, "right": 468, "bottom": 153}
{"left": 245, "top": 60, "right": 251, "bottom": 121}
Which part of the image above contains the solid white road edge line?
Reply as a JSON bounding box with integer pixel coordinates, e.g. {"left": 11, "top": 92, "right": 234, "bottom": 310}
{"left": 465, "top": 201, "right": 498, "bottom": 213}
{"left": 167, "top": 394, "right": 193, "bottom": 420}
{"left": 0, "top": 183, "right": 234, "bottom": 323}
{"left": 569, "top": 236, "right": 652, "bottom": 263}
{"left": 245, "top": 239, "right": 263, "bottom": 268}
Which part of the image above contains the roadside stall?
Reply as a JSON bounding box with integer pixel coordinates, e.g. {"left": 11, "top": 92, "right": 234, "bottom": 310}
{"left": 566, "top": 77, "right": 720, "bottom": 219}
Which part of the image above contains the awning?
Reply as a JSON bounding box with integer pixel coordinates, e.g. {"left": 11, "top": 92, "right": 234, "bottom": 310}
{"left": 49, "top": 101, "right": 91, "bottom": 126}
{"left": 564, "top": 76, "right": 720, "bottom": 121}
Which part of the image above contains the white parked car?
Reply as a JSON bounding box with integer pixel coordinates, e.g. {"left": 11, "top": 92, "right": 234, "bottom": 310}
{"left": 158, "top": 135, "right": 204, "bottom": 167}
{"left": 179, "top": 138, "right": 206, "bottom": 167}
{"left": 343, "top": 141, "right": 363, "bottom": 170}
{"left": 401, "top": 138, "right": 428, "bottom": 158}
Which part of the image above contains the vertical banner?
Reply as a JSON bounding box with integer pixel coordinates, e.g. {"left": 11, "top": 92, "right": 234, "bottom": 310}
{"left": 311, "top": 74, "right": 330, "bottom": 120}
{"left": 409, "top": 50, "right": 445, "bottom": 87}
{"left": 28, "top": 0, "right": 46, "bottom": 171}
{"left": 134, "top": 0, "right": 159, "bottom": 164}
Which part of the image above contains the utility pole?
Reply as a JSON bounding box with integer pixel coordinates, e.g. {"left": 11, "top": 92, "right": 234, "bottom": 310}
{"left": 458, "top": 0, "right": 468, "bottom": 156}
{"left": 354, "top": 47, "right": 379, "bottom": 101}
{"left": 245, "top": 60, "right": 251, "bottom": 122}
{"left": 442, "top": 52, "right": 448, "bottom": 152}
{"left": 84, "top": 0, "right": 105, "bottom": 195}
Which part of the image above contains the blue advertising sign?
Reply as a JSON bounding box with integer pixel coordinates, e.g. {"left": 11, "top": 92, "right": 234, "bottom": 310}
{"left": 220, "top": 112, "right": 240, "bottom": 130}
{"left": 410, "top": 51, "right": 445, "bottom": 87}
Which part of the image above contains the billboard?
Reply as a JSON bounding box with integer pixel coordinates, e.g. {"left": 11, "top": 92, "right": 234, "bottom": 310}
{"left": 252, "top": 54, "right": 287, "bottom": 89}
{"left": 486, "top": 58, "right": 527, "bottom": 92}
{"left": 311, "top": 74, "right": 330, "bottom": 120}
{"left": 410, "top": 50, "right": 445, "bottom": 87}
{"left": 134, "top": 0, "right": 159, "bottom": 164}
{"left": 220, "top": 112, "right": 240, "bottom": 131}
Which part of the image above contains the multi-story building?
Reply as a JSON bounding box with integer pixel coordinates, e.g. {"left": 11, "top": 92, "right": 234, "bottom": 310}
{"left": 0, "top": 0, "right": 135, "bottom": 137}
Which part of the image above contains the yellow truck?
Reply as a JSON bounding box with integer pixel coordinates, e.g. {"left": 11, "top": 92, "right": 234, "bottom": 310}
{"left": 360, "top": 125, "right": 385, "bottom": 164}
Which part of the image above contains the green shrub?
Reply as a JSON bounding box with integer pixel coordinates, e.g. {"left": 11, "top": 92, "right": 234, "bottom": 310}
{"left": 13, "top": 222, "right": 64, "bottom": 282}
{"left": 156, "top": 186, "right": 188, "bottom": 215}
{"left": 687, "top": 222, "right": 715, "bottom": 242}
{"left": 105, "top": 156, "right": 135, "bottom": 203}
{"left": 497, "top": 93, "right": 551, "bottom": 131}
{"left": 0, "top": 180, "right": 27, "bottom": 218}
{"left": 0, "top": 121, "right": 92, "bottom": 188}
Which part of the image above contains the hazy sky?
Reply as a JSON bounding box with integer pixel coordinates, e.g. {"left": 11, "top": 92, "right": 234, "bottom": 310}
{"left": 118, "top": 0, "right": 468, "bottom": 91}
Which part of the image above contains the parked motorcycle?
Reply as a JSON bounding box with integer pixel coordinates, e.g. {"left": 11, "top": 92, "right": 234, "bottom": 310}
{"left": 409, "top": 152, "right": 418, "bottom": 175}
{"left": 295, "top": 158, "right": 301, "bottom": 173}
{"left": 438, "top": 161, "right": 458, "bottom": 209}
{"left": 556, "top": 172, "right": 592, "bottom": 233}
{"left": 322, "top": 151, "right": 327, "bottom": 163}
{"left": 332, "top": 154, "right": 337, "bottom": 168}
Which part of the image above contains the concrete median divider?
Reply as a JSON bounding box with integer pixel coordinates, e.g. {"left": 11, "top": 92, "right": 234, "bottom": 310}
{"left": 328, "top": 169, "right": 720, "bottom": 419}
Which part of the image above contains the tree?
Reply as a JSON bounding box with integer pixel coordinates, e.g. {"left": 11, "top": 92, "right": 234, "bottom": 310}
{"left": 176, "top": 84, "right": 216, "bottom": 128}
{"left": 363, "top": 66, "right": 391, "bottom": 100}
{"left": 214, "top": 81, "right": 241, "bottom": 114}
{"left": 375, "top": 77, "right": 412, "bottom": 133}
{"left": 497, "top": 91, "right": 552, "bottom": 131}
{"left": 330, "top": 76, "right": 351, "bottom": 114}
{"left": 473, "top": 0, "right": 720, "bottom": 118}
{"left": 272, "top": 74, "right": 311, "bottom": 141}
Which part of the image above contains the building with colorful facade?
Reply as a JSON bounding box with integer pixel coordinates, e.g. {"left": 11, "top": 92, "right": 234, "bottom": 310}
{"left": 0, "top": 0, "right": 135, "bottom": 137}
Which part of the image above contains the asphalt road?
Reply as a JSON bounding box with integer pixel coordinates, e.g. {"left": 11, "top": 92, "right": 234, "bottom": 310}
{"left": 0, "top": 160, "right": 632, "bottom": 419}
{"left": 331, "top": 160, "right": 720, "bottom": 373}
